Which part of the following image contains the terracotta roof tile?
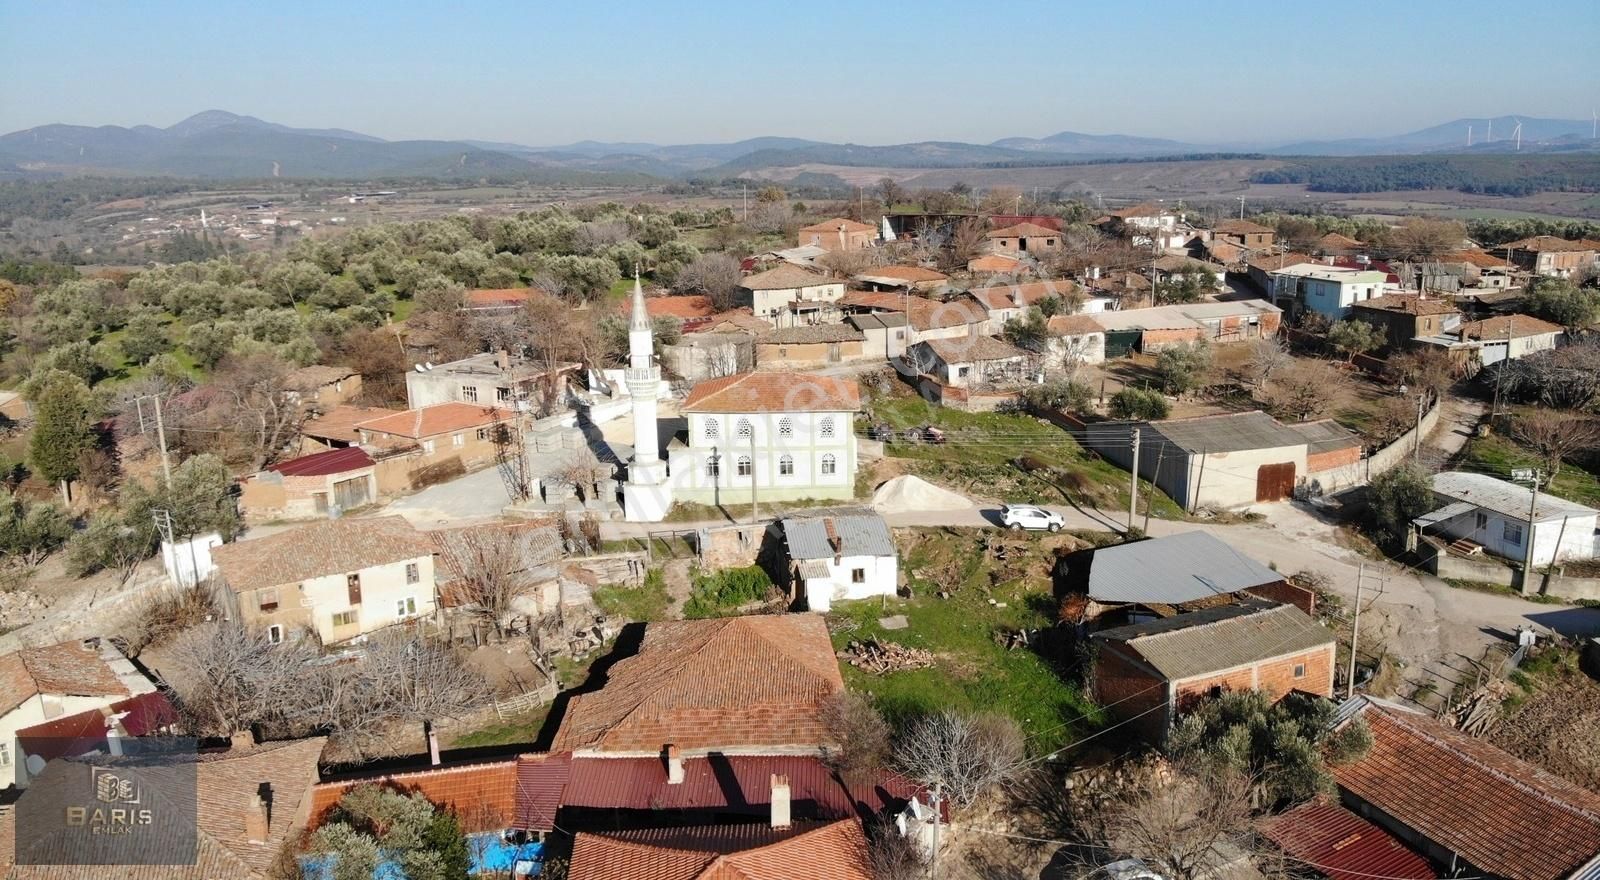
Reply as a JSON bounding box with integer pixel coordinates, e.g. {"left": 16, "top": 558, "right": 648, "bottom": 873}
{"left": 681, "top": 373, "right": 860, "bottom": 414}
{"left": 356, "top": 402, "right": 514, "bottom": 439}
{"left": 968, "top": 254, "right": 1024, "bottom": 273}
{"left": 1317, "top": 232, "right": 1366, "bottom": 250}
{"left": 210, "top": 515, "right": 433, "bottom": 594}
{"left": 310, "top": 758, "right": 521, "bottom": 833}
{"left": 570, "top": 819, "right": 874, "bottom": 880}
{"left": 1047, "top": 315, "right": 1105, "bottom": 336}
{"left": 758, "top": 324, "right": 865, "bottom": 344}
{"left": 1456, "top": 314, "right": 1565, "bottom": 340}
{"left": 1350, "top": 294, "right": 1460, "bottom": 317}
{"left": 1444, "top": 249, "right": 1513, "bottom": 269}
{"left": 550, "top": 615, "right": 846, "bottom": 754}
{"left": 968, "top": 280, "right": 1080, "bottom": 312}
{"left": 741, "top": 265, "right": 836, "bottom": 291}
{"left": 0, "top": 640, "right": 130, "bottom": 716}
{"left": 302, "top": 404, "right": 402, "bottom": 443}
{"left": 1502, "top": 236, "right": 1594, "bottom": 252}
{"left": 1214, "top": 219, "right": 1275, "bottom": 235}
{"left": 988, "top": 222, "right": 1060, "bottom": 239}
{"left": 913, "top": 335, "right": 1030, "bottom": 364}
{"left": 799, "top": 217, "right": 876, "bottom": 234}
{"left": 856, "top": 265, "right": 948, "bottom": 283}
{"left": 1333, "top": 699, "right": 1600, "bottom": 880}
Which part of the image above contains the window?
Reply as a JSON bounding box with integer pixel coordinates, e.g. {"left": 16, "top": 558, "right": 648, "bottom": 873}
{"left": 779, "top": 348, "right": 788, "bottom": 357}
{"left": 706, "top": 457, "right": 720, "bottom": 478}
{"left": 895, "top": 330, "right": 905, "bottom": 340}
{"left": 405, "top": 562, "right": 420, "bottom": 584}
{"left": 422, "top": 439, "right": 436, "bottom": 454}
{"left": 396, "top": 597, "right": 417, "bottom": 617}
{"left": 0, "top": 741, "right": 10, "bottom": 766}
{"left": 1293, "top": 663, "right": 1306, "bottom": 678}
{"left": 822, "top": 454, "right": 838, "bottom": 475}
{"left": 461, "top": 385, "right": 479, "bottom": 403}
{"left": 819, "top": 417, "right": 835, "bottom": 438}
{"left": 497, "top": 387, "right": 512, "bottom": 402}
{"left": 258, "top": 588, "right": 279, "bottom": 613}
{"left": 737, "top": 455, "right": 752, "bottom": 477}
{"left": 477, "top": 428, "right": 489, "bottom": 441}
{"left": 1475, "top": 511, "right": 1489, "bottom": 531}
{"left": 1504, "top": 521, "right": 1524, "bottom": 545}
{"left": 266, "top": 624, "right": 283, "bottom": 645}
{"left": 452, "top": 433, "right": 465, "bottom": 448}
{"left": 332, "top": 610, "right": 357, "bottom": 627}
{"left": 957, "top": 366, "right": 971, "bottom": 378}
{"left": 779, "top": 417, "right": 793, "bottom": 437}
{"left": 703, "top": 417, "right": 720, "bottom": 441}
{"left": 779, "top": 455, "right": 794, "bottom": 476}
{"left": 736, "top": 417, "right": 752, "bottom": 438}
{"left": 851, "top": 568, "right": 866, "bottom": 584}
{"left": 347, "top": 573, "right": 362, "bottom": 605}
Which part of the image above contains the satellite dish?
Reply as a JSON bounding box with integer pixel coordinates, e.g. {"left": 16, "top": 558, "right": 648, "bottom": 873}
{"left": 424, "top": 362, "right": 435, "bottom": 370}
{"left": 414, "top": 365, "right": 425, "bottom": 373}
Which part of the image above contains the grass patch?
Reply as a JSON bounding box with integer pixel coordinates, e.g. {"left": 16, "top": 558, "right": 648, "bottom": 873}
{"left": 597, "top": 535, "right": 697, "bottom": 558}
{"left": 867, "top": 395, "right": 1183, "bottom": 518}
{"left": 684, "top": 565, "right": 775, "bottom": 619}
{"left": 449, "top": 707, "right": 550, "bottom": 749}
{"left": 593, "top": 568, "right": 671, "bottom": 622}
{"left": 1463, "top": 433, "right": 1600, "bottom": 509}
{"left": 825, "top": 527, "right": 1102, "bottom": 755}
{"left": 662, "top": 496, "right": 853, "bottom": 523}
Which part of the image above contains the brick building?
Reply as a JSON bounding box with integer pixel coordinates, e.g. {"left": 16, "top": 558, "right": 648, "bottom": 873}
{"left": 1091, "top": 598, "right": 1335, "bottom": 745}
{"left": 1348, "top": 294, "right": 1460, "bottom": 352}
{"left": 239, "top": 446, "right": 378, "bottom": 520}
{"left": 797, "top": 217, "right": 876, "bottom": 252}
{"left": 1211, "top": 219, "right": 1276, "bottom": 250}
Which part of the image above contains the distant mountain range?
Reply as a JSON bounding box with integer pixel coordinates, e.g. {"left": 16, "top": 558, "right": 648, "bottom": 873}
{"left": 0, "top": 110, "right": 1594, "bottom": 181}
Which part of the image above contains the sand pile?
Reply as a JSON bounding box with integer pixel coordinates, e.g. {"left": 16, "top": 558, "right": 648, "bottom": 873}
{"left": 871, "top": 475, "right": 973, "bottom": 514}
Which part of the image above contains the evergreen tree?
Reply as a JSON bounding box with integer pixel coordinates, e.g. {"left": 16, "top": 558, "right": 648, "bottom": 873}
{"left": 24, "top": 370, "right": 97, "bottom": 500}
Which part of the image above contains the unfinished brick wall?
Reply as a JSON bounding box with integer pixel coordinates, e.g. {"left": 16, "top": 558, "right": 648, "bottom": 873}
{"left": 1172, "top": 644, "right": 1336, "bottom": 713}
{"left": 1243, "top": 581, "right": 1317, "bottom": 616}
{"left": 1091, "top": 646, "right": 1170, "bottom": 744}
{"left": 700, "top": 524, "right": 768, "bottom": 569}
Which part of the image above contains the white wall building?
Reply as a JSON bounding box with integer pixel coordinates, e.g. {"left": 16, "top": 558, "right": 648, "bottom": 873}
{"left": 777, "top": 511, "right": 898, "bottom": 612}
{"left": 1454, "top": 315, "right": 1564, "bottom": 367}
{"left": 1, "top": 640, "right": 158, "bottom": 788}
{"left": 1415, "top": 471, "right": 1599, "bottom": 568}
{"left": 738, "top": 265, "right": 847, "bottom": 323}
{"left": 1297, "top": 270, "right": 1391, "bottom": 320}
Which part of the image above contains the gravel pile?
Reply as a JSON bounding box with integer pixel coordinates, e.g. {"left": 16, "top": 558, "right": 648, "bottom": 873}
{"left": 871, "top": 475, "right": 973, "bottom": 514}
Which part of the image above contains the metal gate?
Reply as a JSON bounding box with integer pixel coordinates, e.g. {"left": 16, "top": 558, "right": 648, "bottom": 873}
{"left": 333, "top": 476, "right": 370, "bottom": 510}
{"left": 1255, "top": 463, "right": 1296, "bottom": 503}
{"left": 1104, "top": 330, "right": 1140, "bottom": 358}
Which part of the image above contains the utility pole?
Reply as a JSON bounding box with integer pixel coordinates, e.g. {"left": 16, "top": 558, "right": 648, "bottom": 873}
{"left": 1413, "top": 392, "right": 1425, "bottom": 464}
{"left": 1521, "top": 469, "right": 1543, "bottom": 592}
{"left": 1144, "top": 444, "right": 1165, "bottom": 534}
{"left": 1237, "top": 196, "right": 1246, "bottom": 220}
{"left": 1348, "top": 563, "right": 1364, "bottom": 699}
{"left": 1127, "top": 427, "right": 1141, "bottom": 531}
{"left": 1491, "top": 324, "right": 1511, "bottom": 417}
{"left": 152, "top": 394, "right": 172, "bottom": 491}
{"left": 930, "top": 782, "right": 942, "bottom": 880}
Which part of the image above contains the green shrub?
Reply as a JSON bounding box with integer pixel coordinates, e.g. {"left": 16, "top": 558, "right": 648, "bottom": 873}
{"left": 1109, "top": 387, "right": 1170, "bottom": 420}
{"left": 684, "top": 564, "right": 775, "bottom": 619}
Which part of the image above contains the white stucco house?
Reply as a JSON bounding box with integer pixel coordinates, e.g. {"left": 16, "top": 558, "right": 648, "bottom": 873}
{"left": 777, "top": 510, "right": 898, "bottom": 612}
{"left": 1414, "top": 471, "right": 1599, "bottom": 568}
{"left": 1454, "top": 315, "right": 1564, "bottom": 366}
{"left": 906, "top": 336, "right": 1035, "bottom": 388}
{"left": 1297, "top": 270, "right": 1390, "bottom": 320}
{"left": 208, "top": 515, "right": 438, "bottom": 645}
{"left": 1045, "top": 315, "right": 1107, "bottom": 368}
{"left": 737, "top": 265, "right": 847, "bottom": 324}
{"left": 1, "top": 639, "right": 160, "bottom": 788}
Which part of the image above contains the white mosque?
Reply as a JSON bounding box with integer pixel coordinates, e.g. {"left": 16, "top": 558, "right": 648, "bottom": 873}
{"left": 620, "top": 276, "right": 861, "bottom": 523}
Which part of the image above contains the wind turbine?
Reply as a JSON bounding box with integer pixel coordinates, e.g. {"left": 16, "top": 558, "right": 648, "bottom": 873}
{"left": 1486, "top": 117, "right": 1492, "bottom": 143}
{"left": 1512, "top": 118, "right": 1523, "bottom": 151}
{"left": 1467, "top": 125, "right": 1473, "bottom": 147}
{"left": 1592, "top": 109, "right": 1597, "bottom": 140}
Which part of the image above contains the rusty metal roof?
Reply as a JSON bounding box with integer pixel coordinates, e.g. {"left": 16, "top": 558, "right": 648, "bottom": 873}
{"left": 1260, "top": 800, "right": 1436, "bottom": 880}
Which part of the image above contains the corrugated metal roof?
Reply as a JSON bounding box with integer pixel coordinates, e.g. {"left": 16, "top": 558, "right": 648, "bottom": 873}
{"left": 1412, "top": 500, "right": 1476, "bottom": 528}
{"left": 1259, "top": 801, "right": 1437, "bottom": 880}
{"left": 847, "top": 312, "right": 907, "bottom": 331}
{"left": 1092, "top": 599, "right": 1332, "bottom": 680}
{"left": 1084, "top": 531, "right": 1282, "bottom": 604}
{"left": 269, "top": 446, "right": 373, "bottom": 477}
{"left": 515, "top": 752, "right": 570, "bottom": 832}
{"left": 781, "top": 511, "right": 895, "bottom": 560}
{"left": 1148, "top": 410, "right": 1310, "bottom": 454}
{"left": 1287, "top": 419, "right": 1362, "bottom": 456}
{"left": 797, "top": 559, "right": 831, "bottom": 579}
{"left": 1431, "top": 471, "right": 1598, "bottom": 523}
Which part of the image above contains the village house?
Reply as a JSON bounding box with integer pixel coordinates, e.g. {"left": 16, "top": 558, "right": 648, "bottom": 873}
{"left": 0, "top": 391, "right": 29, "bottom": 424}
{"left": 551, "top": 615, "right": 845, "bottom": 755}
{"left": 852, "top": 265, "right": 948, "bottom": 292}
{"left": 840, "top": 291, "right": 990, "bottom": 344}
{"left": 1091, "top": 305, "right": 1204, "bottom": 355}
{"left": 775, "top": 510, "right": 898, "bottom": 612}
{"left": 968, "top": 279, "right": 1084, "bottom": 329}
{"left": 1086, "top": 410, "right": 1360, "bottom": 510}
{"left": 797, "top": 217, "right": 876, "bottom": 252}
{"left": 1348, "top": 294, "right": 1462, "bottom": 352}
{"left": 4, "top": 736, "right": 327, "bottom": 879}
{"left": 752, "top": 244, "right": 829, "bottom": 270}
{"left": 1054, "top": 530, "right": 1316, "bottom": 628}
{"left": 668, "top": 372, "right": 860, "bottom": 507}
{"left": 1091, "top": 598, "right": 1334, "bottom": 745}
{"left": 284, "top": 365, "right": 362, "bottom": 408}
{"left": 1441, "top": 249, "right": 1517, "bottom": 290}
{"left": 300, "top": 404, "right": 401, "bottom": 451}
{"left": 209, "top": 515, "right": 437, "bottom": 645}
{"left": 1087, "top": 270, "right": 1154, "bottom": 308}
{"left": 1245, "top": 252, "right": 1324, "bottom": 298}
{"left": 1, "top": 639, "right": 160, "bottom": 788}
{"left": 1045, "top": 315, "right": 1107, "bottom": 369}
{"left": 1095, "top": 202, "right": 1179, "bottom": 234}
{"left": 967, "top": 252, "right": 1025, "bottom": 275}
{"left": 1411, "top": 471, "right": 1599, "bottom": 569}
{"left": 463, "top": 287, "right": 535, "bottom": 312}
{"left": 1151, "top": 255, "right": 1225, "bottom": 290}
{"left": 404, "top": 350, "right": 581, "bottom": 413}
{"left": 355, "top": 402, "right": 516, "bottom": 492}
{"left": 737, "top": 265, "right": 847, "bottom": 324}
{"left": 907, "top": 335, "right": 1035, "bottom": 388}
{"left": 661, "top": 328, "right": 755, "bottom": 381}
{"left": 569, "top": 819, "right": 876, "bottom": 880}
{"left": 1330, "top": 696, "right": 1600, "bottom": 880}
{"left": 1314, "top": 232, "right": 1367, "bottom": 257}
{"left": 1210, "top": 219, "right": 1276, "bottom": 250}
{"left": 845, "top": 311, "right": 910, "bottom": 360}
{"left": 1295, "top": 269, "right": 1392, "bottom": 320}
{"left": 754, "top": 323, "right": 867, "bottom": 368}
{"left": 986, "top": 221, "right": 1061, "bottom": 255}
{"left": 238, "top": 446, "right": 378, "bottom": 520}
{"left": 1500, "top": 236, "right": 1598, "bottom": 278}
{"left": 1453, "top": 314, "right": 1564, "bottom": 365}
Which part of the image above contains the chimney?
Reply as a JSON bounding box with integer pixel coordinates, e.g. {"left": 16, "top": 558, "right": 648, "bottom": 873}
{"left": 1089, "top": 265, "right": 1101, "bottom": 281}
{"left": 770, "top": 774, "right": 791, "bottom": 829}
{"left": 496, "top": 349, "right": 510, "bottom": 371}
{"left": 1011, "top": 287, "right": 1024, "bottom": 308}
{"left": 425, "top": 720, "right": 441, "bottom": 766}
{"left": 245, "top": 782, "right": 272, "bottom": 844}
{"left": 230, "top": 729, "right": 257, "bottom": 752}
{"left": 837, "top": 224, "right": 847, "bottom": 251}
{"left": 824, "top": 518, "right": 842, "bottom": 563}
{"left": 665, "top": 744, "right": 683, "bottom": 784}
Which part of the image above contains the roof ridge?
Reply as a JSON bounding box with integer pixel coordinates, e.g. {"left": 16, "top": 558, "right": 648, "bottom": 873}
{"left": 1125, "top": 601, "right": 1287, "bottom": 643}
{"left": 590, "top": 618, "right": 738, "bottom": 743}
{"left": 1374, "top": 707, "right": 1600, "bottom": 825}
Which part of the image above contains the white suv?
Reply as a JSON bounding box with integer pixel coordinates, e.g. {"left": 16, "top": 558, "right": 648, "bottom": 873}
{"left": 1000, "top": 504, "right": 1065, "bottom": 532}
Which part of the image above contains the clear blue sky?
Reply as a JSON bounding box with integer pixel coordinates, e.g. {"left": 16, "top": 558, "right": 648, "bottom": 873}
{"left": 2, "top": 0, "right": 1596, "bottom": 146}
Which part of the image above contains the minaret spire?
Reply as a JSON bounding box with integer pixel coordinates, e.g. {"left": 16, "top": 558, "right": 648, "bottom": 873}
{"left": 629, "top": 267, "right": 650, "bottom": 332}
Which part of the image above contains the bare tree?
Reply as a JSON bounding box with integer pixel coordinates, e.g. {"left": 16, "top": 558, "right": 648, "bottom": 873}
{"left": 432, "top": 521, "right": 563, "bottom": 639}
{"left": 1387, "top": 347, "right": 1455, "bottom": 397}
{"left": 1511, "top": 410, "right": 1600, "bottom": 479}
{"left": 895, "top": 709, "right": 1027, "bottom": 810}
{"left": 167, "top": 620, "right": 319, "bottom": 736}
{"left": 673, "top": 253, "right": 743, "bottom": 310}
{"left": 199, "top": 352, "right": 307, "bottom": 469}
{"left": 1384, "top": 218, "right": 1466, "bottom": 261}
{"left": 943, "top": 218, "right": 990, "bottom": 270}
{"left": 1083, "top": 768, "right": 1254, "bottom": 880}
{"left": 1266, "top": 361, "right": 1343, "bottom": 423}
{"left": 821, "top": 691, "right": 891, "bottom": 774}
{"left": 1245, "top": 337, "right": 1293, "bottom": 389}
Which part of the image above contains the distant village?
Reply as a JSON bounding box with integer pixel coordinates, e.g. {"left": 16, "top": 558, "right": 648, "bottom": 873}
{"left": 0, "top": 190, "right": 1598, "bottom": 880}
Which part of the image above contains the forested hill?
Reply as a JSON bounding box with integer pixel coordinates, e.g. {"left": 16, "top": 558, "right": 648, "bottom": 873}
{"left": 1252, "top": 154, "right": 1600, "bottom": 196}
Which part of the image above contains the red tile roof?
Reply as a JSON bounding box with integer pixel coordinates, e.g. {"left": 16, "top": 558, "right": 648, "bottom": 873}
{"left": 268, "top": 446, "right": 374, "bottom": 478}
{"left": 741, "top": 264, "right": 836, "bottom": 291}
{"left": 1214, "top": 219, "right": 1275, "bottom": 235}
{"left": 855, "top": 265, "right": 949, "bottom": 283}
{"left": 968, "top": 253, "right": 1023, "bottom": 273}
{"left": 310, "top": 758, "right": 521, "bottom": 833}
{"left": 570, "top": 819, "right": 874, "bottom": 880}
{"left": 1502, "top": 236, "right": 1594, "bottom": 252}
{"left": 1444, "top": 249, "right": 1513, "bottom": 269}
{"left": 988, "top": 214, "right": 1064, "bottom": 231}
{"left": 550, "top": 615, "right": 845, "bottom": 754}
{"left": 1349, "top": 294, "right": 1459, "bottom": 317}
{"left": 466, "top": 288, "right": 535, "bottom": 308}
{"left": 988, "top": 221, "right": 1060, "bottom": 239}
{"left": 681, "top": 373, "right": 860, "bottom": 415}
{"left": 1260, "top": 800, "right": 1436, "bottom": 880}
{"left": 209, "top": 515, "right": 433, "bottom": 594}
{"left": 646, "top": 295, "right": 716, "bottom": 319}
{"left": 356, "top": 402, "right": 515, "bottom": 439}
{"left": 302, "top": 404, "right": 403, "bottom": 443}
{"left": 1456, "top": 314, "right": 1565, "bottom": 340}
{"left": 1047, "top": 315, "right": 1104, "bottom": 336}
{"left": 968, "top": 280, "right": 1080, "bottom": 312}
{"left": 1332, "top": 699, "right": 1600, "bottom": 880}
{"left": 839, "top": 291, "right": 989, "bottom": 331}
{"left": 800, "top": 217, "right": 876, "bottom": 234}
{"left": 0, "top": 640, "right": 131, "bottom": 716}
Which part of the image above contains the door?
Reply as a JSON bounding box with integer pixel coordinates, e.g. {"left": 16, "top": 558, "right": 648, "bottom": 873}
{"left": 1255, "top": 462, "right": 1296, "bottom": 503}
{"left": 333, "top": 476, "right": 369, "bottom": 510}
{"left": 828, "top": 342, "right": 841, "bottom": 363}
